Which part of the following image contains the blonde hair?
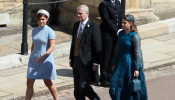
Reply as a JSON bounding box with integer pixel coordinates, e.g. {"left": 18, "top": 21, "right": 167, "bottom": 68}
{"left": 131, "top": 23, "right": 138, "bottom": 33}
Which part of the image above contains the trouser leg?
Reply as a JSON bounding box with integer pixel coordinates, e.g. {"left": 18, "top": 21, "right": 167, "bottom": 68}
{"left": 73, "top": 56, "right": 100, "bottom": 100}
{"left": 100, "top": 36, "right": 114, "bottom": 82}
{"left": 73, "top": 57, "right": 85, "bottom": 100}
{"left": 79, "top": 62, "right": 100, "bottom": 100}
{"left": 91, "top": 66, "right": 99, "bottom": 85}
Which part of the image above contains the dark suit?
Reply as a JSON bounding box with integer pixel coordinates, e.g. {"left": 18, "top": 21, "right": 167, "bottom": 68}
{"left": 70, "top": 19, "right": 102, "bottom": 100}
{"left": 98, "top": 0, "right": 124, "bottom": 83}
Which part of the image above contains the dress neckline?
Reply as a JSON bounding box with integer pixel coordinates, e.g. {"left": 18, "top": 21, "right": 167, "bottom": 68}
{"left": 124, "top": 30, "right": 131, "bottom": 35}
{"left": 38, "top": 25, "right": 47, "bottom": 29}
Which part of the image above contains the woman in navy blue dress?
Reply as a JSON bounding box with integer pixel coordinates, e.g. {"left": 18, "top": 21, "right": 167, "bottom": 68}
{"left": 25, "top": 9, "right": 58, "bottom": 100}
{"left": 109, "top": 14, "right": 148, "bottom": 100}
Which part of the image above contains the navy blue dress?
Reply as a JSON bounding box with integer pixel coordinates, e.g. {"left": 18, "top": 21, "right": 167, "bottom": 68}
{"left": 109, "top": 30, "right": 148, "bottom": 100}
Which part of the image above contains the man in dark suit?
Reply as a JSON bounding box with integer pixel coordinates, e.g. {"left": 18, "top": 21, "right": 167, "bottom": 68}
{"left": 69, "top": 4, "right": 102, "bottom": 100}
{"left": 98, "top": 0, "right": 124, "bottom": 87}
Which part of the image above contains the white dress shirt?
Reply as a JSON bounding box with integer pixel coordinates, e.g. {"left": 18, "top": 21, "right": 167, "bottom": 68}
{"left": 77, "top": 18, "right": 89, "bottom": 38}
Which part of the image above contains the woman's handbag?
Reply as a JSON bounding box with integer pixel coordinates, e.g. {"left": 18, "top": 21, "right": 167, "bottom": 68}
{"left": 131, "top": 76, "right": 141, "bottom": 92}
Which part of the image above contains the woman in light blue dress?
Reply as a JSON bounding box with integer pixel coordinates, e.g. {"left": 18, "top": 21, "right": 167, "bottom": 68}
{"left": 109, "top": 14, "right": 148, "bottom": 100}
{"left": 25, "top": 9, "right": 59, "bottom": 100}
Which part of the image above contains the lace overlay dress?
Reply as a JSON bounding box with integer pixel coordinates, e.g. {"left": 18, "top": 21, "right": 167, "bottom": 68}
{"left": 109, "top": 30, "right": 148, "bottom": 100}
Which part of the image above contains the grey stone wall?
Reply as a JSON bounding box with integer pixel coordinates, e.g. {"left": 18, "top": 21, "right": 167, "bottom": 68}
{"left": 58, "top": 1, "right": 100, "bottom": 30}
{"left": 153, "top": 2, "right": 175, "bottom": 20}
{"left": 1, "top": 0, "right": 175, "bottom": 28}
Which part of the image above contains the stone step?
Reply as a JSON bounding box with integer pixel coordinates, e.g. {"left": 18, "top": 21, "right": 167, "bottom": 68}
{"left": 0, "top": 14, "right": 10, "bottom": 25}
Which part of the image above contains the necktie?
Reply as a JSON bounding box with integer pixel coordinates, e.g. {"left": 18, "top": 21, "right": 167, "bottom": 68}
{"left": 78, "top": 25, "right": 83, "bottom": 39}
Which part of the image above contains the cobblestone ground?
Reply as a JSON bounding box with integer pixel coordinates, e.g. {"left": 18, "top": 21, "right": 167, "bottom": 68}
{"left": 32, "top": 65, "right": 175, "bottom": 100}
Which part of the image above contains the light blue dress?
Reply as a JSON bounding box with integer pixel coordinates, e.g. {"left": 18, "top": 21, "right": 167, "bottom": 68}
{"left": 27, "top": 25, "right": 57, "bottom": 80}
{"left": 109, "top": 30, "right": 148, "bottom": 100}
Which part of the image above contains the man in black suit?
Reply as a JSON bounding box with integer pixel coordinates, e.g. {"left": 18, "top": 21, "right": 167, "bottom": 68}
{"left": 98, "top": 0, "right": 124, "bottom": 87}
{"left": 69, "top": 4, "right": 102, "bottom": 100}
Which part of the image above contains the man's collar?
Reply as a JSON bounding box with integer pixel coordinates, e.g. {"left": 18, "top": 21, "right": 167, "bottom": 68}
{"left": 81, "top": 18, "right": 89, "bottom": 26}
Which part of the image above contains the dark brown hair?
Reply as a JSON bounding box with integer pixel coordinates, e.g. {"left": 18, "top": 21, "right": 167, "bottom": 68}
{"left": 36, "top": 13, "right": 48, "bottom": 20}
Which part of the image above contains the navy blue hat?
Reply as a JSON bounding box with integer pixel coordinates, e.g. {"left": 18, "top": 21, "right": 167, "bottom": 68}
{"left": 125, "top": 14, "right": 134, "bottom": 23}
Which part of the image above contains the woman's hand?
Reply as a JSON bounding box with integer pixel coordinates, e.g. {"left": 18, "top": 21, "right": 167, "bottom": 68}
{"left": 36, "top": 39, "right": 55, "bottom": 64}
{"left": 134, "top": 70, "right": 139, "bottom": 77}
{"left": 36, "top": 56, "right": 44, "bottom": 64}
{"left": 36, "top": 54, "right": 48, "bottom": 64}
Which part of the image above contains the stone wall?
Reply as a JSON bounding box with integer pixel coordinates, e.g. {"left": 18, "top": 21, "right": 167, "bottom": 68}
{"left": 59, "top": 0, "right": 175, "bottom": 28}
{"left": 59, "top": 1, "right": 100, "bottom": 30}
{"left": 1, "top": 0, "right": 175, "bottom": 27}
{"left": 58, "top": 0, "right": 157, "bottom": 27}
{"left": 28, "top": 0, "right": 53, "bottom": 26}
{"left": 152, "top": 0, "right": 175, "bottom": 20}
{"left": 0, "top": 0, "right": 23, "bottom": 26}
{"left": 0, "top": 0, "right": 16, "bottom": 11}
{"left": 0, "top": 0, "right": 60, "bottom": 26}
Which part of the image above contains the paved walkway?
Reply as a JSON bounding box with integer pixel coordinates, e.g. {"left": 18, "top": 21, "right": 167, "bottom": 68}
{"left": 1, "top": 25, "right": 175, "bottom": 99}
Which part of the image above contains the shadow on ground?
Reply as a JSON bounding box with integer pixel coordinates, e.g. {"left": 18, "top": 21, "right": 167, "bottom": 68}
{"left": 56, "top": 69, "right": 73, "bottom": 77}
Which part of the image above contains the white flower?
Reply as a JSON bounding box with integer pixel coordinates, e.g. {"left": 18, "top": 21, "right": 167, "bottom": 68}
{"left": 87, "top": 24, "right": 90, "bottom": 27}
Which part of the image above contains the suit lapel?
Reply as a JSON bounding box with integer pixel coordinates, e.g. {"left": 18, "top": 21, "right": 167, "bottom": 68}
{"left": 82, "top": 20, "right": 91, "bottom": 35}
{"left": 75, "top": 22, "right": 80, "bottom": 35}
{"left": 72, "top": 22, "right": 80, "bottom": 45}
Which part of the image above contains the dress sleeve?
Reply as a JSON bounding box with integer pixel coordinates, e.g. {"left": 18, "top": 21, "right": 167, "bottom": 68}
{"left": 133, "top": 34, "right": 144, "bottom": 70}
{"left": 48, "top": 30, "right": 55, "bottom": 39}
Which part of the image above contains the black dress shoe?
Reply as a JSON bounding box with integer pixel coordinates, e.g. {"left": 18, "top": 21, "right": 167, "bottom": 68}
{"left": 90, "top": 92, "right": 101, "bottom": 100}
{"left": 100, "top": 81, "right": 109, "bottom": 87}
{"left": 90, "top": 81, "right": 99, "bottom": 86}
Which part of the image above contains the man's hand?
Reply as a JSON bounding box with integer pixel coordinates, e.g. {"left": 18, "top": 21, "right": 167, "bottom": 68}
{"left": 93, "top": 65, "right": 99, "bottom": 71}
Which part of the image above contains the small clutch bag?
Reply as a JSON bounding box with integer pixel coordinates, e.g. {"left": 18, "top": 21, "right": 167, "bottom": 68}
{"left": 131, "top": 76, "right": 141, "bottom": 92}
